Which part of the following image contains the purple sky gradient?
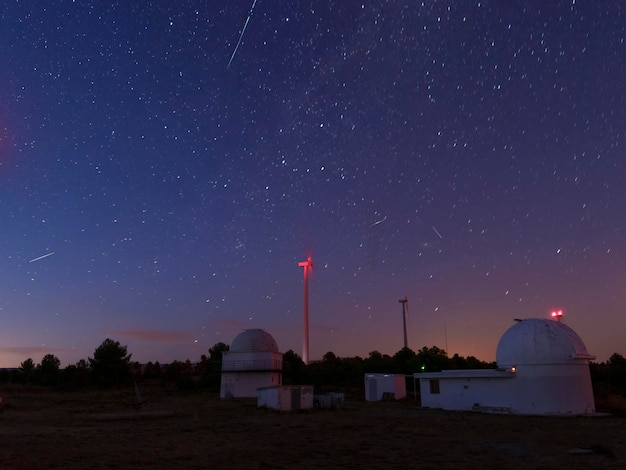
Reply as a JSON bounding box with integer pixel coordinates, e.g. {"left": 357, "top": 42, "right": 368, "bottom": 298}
{"left": 1, "top": 1, "right": 624, "bottom": 368}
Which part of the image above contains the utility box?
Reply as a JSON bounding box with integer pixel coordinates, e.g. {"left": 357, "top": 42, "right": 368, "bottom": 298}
{"left": 314, "top": 392, "right": 345, "bottom": 409}
{"left": 364, "top": 374, "right": 407, "bottom": 401}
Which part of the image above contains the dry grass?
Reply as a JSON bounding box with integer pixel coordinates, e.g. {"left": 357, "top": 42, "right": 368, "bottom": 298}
{"left": 1, "top": 384, "right": 625, "bottom": 469}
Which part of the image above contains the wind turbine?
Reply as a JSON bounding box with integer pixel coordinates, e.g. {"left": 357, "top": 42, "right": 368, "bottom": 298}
{"left": 398, "top": 294, "right": 409, "bottom": 349}
{"left": 298, "top": 256, "right": 313, "bottom": 364}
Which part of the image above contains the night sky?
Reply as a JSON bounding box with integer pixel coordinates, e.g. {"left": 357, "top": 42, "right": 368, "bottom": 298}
{"left": 1, "top": 1, "right": 624, "bottom": 368}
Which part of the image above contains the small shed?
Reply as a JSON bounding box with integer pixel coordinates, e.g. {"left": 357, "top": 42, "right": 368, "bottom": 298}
{"left": 364, "top": 373, "right": 407, "bottom": 401}
{"left": 257, "top": 385, "right": 314, "bottom": 411}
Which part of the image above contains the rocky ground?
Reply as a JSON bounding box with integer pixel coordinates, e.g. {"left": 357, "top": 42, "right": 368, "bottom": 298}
{"left": 1, "top": 384, "right": 625, "bottom": 469}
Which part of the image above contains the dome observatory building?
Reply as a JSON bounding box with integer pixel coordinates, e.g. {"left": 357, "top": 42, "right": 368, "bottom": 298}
{"left": 416, "top": 317, "right": 596, "bottom": 415}
{"left": 220, "top": 329, "right": 283, "bottom": 399}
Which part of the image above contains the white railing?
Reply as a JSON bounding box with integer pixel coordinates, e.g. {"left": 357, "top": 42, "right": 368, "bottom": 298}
{"left": 222, "top": 359, "right": 282, "bottom": 371}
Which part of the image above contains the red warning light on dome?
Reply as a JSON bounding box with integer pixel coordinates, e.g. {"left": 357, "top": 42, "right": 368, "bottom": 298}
{"left": 550, "top": 309, "right": 564, "bottom": 321}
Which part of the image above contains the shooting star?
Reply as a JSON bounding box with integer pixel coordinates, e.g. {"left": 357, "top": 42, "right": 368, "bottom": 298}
{"left": 432, "top": 226, "right": 443, "bottom": 239}
{"left": 227, "top": 0, "right": 258, "bottom": 70}
{"left": 29, "top": 252, "right": 55, "bottom": 263}
{"left": 368, "top": 216, "right": 387, "bottom": 228}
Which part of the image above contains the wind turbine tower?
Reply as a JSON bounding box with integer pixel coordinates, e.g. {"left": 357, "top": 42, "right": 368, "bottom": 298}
{"left": 398, "top": 295, "right": 408, "bottom": 349}
{"left": 298, "top": 256, "right": 313, "bottom": 364}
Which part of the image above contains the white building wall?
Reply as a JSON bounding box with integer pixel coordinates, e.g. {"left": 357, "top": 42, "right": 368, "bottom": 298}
{"left": 419, "top": 377, "right": 516, "bottom": 412}
{"left": 220, "top": 350, "right": 283, "bottom": 398}
{"left": 257, "top": 386, "right": 314, "bottom": 411}
{"left": 418, "top": 363, "right": 595, "bottom": 415}
{"left": 507, "top": 364, "right": 595, "bottom": 414}
{"left": 364, "top": 374, "right": 406, "bottom": 401}
{"left": 221, "top": 370, "right": 281, "bottom": 398}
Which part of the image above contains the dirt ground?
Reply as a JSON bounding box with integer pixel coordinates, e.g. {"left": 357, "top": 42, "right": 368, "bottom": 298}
{"left": 1, "top": 384, "right": 625, "bottom": 469}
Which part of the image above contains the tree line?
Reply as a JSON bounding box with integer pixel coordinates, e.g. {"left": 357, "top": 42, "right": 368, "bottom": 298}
{"left": 1, "top": 339, "right": 625, "bottom": 399}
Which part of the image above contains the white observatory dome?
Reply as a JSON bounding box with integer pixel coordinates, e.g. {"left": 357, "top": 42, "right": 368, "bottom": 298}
{"left": 230, "top": 329, "right": 279, "bottom": 353}
{"left": 496, "top": 318, "right": 594, "bottom": 366}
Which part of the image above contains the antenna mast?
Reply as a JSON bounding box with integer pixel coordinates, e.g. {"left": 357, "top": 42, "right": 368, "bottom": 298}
{"left": 398, "top": 296, "right": 408, "bottom": 349}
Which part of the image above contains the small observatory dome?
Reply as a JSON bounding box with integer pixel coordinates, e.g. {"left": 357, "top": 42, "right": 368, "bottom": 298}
{"left": 230, "top": 329, "right": 279, "bottom": 353}
{"left": 496, "top": 318, "right": 595, "bottom": 366}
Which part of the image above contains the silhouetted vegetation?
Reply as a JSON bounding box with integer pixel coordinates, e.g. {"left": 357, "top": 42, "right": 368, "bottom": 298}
{"left": 19, "top": 358, "right": 35, "bottom": 383}
{"left": 590, "top": 353, "right": 626, "bottom": 397}
{"left": 280, "top": 346, "right": 496, "bottom": 393}
{"left": 200, "top": 342, "right": 230, "bottom": 392}
{"left": 1, "top": 339, "right": 624, "bottom": 412}
{"left": 89, "top": 338, "right": 133, "bottom": 388}
{"left": 57, "top": 359, "right": 90, "bottom": 391}
{"left": 36, "top": 354, "right": 61, "bottom": 386}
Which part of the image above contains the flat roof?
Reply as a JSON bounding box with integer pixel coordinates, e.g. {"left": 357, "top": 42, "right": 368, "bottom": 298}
{"left": 364, "top": 373, "right": 407, "bottom": 377}
{"left": 414, "top": 369, "right": 516, "bottom": 379}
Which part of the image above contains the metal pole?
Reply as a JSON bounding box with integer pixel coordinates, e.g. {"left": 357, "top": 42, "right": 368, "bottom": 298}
{"left": 399, "top": 297, "right": 408, "bottom": 349}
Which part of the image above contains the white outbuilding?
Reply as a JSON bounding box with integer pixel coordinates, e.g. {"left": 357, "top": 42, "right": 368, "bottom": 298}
{"left": 257, "top": 385, "right": 314, "bottom": 411}
{"left": 364, "top": 374, "right": 407, "bottom": 401}
{"left": 416, "top": 318, "right": 596, "bottom": 415}
{"left": 220, "top": 329, "right": 283, "bottom": 399}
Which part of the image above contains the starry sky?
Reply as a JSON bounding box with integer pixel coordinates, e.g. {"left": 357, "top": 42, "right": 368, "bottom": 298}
{"left": 1, "top": 1, "right": 624, "bottom": 368}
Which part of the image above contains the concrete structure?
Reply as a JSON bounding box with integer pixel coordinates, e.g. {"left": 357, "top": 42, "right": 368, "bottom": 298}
{"left": 220, "top": 329, "right": 283, "bottom": 398}
{"left": 364, "top": 373, "right": 407, "bottom": 401}
{"left": 416, "top": 318, "right": 596, "bottom": 415}
{"left": 257, "top": 385, "right": 314, "bottom": 411}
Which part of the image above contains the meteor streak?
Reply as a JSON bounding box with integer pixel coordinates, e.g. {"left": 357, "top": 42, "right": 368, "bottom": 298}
{"left": 227, "top": 0, "right": 258, "bottom": 70}
{"left": 432, "top": 226, "right": 443, "bottom": 239}
{"left": 368, "top": 216, "right": 387, "bottom": 228}
{"left": 28, "top": 252, "right": 55, "bottom": 263}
